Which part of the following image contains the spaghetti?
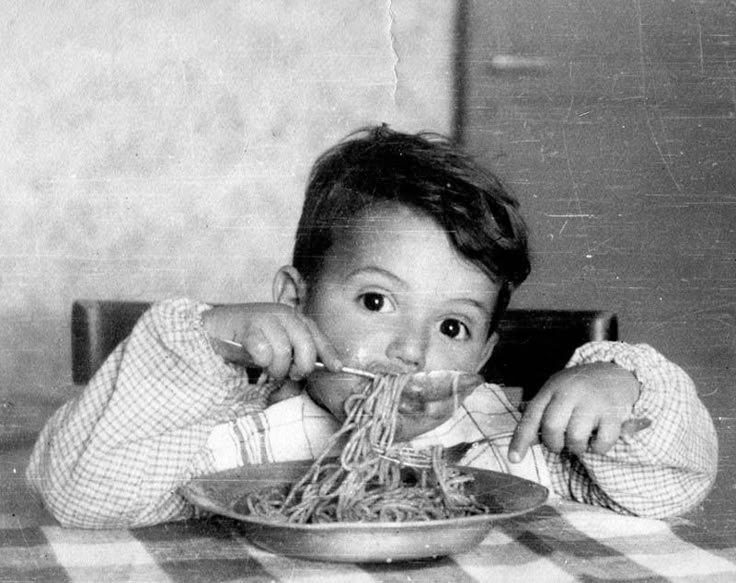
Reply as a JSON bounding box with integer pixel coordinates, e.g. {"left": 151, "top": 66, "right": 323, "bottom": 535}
{"left": 244, "top": 372, "right": 489, "bottom": 523}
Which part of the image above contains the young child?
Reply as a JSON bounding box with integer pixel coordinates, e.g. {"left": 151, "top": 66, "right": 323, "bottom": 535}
{"left": 27, "top": 125, "right": 717, "bottom": 529}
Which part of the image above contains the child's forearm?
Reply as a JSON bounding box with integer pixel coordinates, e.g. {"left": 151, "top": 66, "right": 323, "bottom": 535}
{"left": 546, "top": 341, "right": 718, "bottom": 518}
{"left": 25, "top": 298, "right": 267, "bottom": 528}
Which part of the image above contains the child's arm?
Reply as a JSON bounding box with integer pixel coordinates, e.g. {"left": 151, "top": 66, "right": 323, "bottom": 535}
{"left": 26, "top": 298, "right": 269, "bottom": 528}
{"left": 508, "top": 341, "right": 718, "bottom": 518}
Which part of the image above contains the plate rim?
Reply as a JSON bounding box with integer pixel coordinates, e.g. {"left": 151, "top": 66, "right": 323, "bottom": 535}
{"left": 179, "top": 461, "right": 549, "bottom": 531}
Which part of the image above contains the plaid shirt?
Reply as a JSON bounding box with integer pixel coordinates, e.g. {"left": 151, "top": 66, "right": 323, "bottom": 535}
{"left": 26, "top": 299, "right": 718, "bottom": 528}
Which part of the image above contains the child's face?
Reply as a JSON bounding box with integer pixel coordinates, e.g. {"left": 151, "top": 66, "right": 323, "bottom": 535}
{"left": 299, "top": 203, "right": 500, "bottom": 420}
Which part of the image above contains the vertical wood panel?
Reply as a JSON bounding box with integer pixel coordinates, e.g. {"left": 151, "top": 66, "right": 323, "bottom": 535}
{"left": 461, "top": 0, "right": 735, "bottom": 528}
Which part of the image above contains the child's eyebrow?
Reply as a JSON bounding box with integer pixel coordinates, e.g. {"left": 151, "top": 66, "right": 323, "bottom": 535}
{"left": 345, "top": 266, "right": 407, "bottom": 288}
{"left": 445, "top": 297, "right": 493, "bottom": 319}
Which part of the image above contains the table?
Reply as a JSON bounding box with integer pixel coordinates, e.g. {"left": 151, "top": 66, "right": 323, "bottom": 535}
{"left": 3, "top": 394, "right": 736, "bottom": 583}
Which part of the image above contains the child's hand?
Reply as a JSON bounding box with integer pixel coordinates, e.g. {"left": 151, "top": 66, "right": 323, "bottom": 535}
{"left": 201, "top": 303, "right": 342, "bottom": 380}
{"left": 508, "top": 362, "right": 641, "bottom": 463}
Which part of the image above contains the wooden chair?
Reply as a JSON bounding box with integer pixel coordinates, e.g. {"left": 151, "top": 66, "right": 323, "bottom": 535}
{"left": 71, "top": 300, "right": 618, "bottom": 397}
{"left": 72, "top": 300, "right": 151, "bottom": 385}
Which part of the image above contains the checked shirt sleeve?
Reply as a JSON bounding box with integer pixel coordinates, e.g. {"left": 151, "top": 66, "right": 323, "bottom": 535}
{"left": 26, "top": 298, "right": 273, "bottom": 529}
{"left": 546, "top": 341, "right": 718, "bottom": 518}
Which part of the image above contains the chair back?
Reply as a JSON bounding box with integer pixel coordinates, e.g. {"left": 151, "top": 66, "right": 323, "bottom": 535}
{"left": 72, "top": 300, "right": 151, "bottom": 385}
{"left": 482, "top": 309, "right": 618, "bottom": 399}
{"left": 72, "top": 300, "right": 618, "bottom": 396}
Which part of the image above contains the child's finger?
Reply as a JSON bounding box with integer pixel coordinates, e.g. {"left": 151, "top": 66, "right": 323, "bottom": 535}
{"left": 208, "top": 336, "right": 253, "bottom": 363}
{"left": 565, "top": 409, "right": 598, "bottom": 455}
{"left": 508, "top": 394, "right": 550, "bottom": 463}
{"left": 538, "top": 395, "right": 575, "bottom": 454}
{"left": 239, "top": 327, "right": 274, "bottom": 367}
{"left": 590, "top": 416, "right": 621, "bottom": 454}
{"left": 280, "top": 316, "right": 318, "bottom": 379}
{"left": 302, "top": 317, "right": 343, "bottom": 372}
{"left": 246, "top": 323, "right": 292, "bottom": 378}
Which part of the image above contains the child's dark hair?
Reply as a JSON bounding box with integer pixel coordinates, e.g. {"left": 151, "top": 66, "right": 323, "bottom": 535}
{"left": 293, "top": 124, "right": 530, "bottom": 331}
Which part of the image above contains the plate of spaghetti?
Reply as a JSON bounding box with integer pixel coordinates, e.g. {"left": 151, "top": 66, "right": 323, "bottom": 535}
{"left": 181, "top": 371, "right": 548, "bottom": 562}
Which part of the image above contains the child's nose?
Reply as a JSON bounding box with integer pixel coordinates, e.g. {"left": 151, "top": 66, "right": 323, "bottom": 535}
{"left": 386, "top": 322, "right": 428, "bottom": 371}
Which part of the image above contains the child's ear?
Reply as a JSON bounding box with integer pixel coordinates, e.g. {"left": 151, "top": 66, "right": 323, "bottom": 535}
{"left": 475, "top": 331, "right": 499, "bottom": 373}
{"left": 272, "top": 265, "right": 308, "bottom": 310}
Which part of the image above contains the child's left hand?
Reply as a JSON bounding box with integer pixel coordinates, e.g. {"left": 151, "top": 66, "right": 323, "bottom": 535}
{"left": 508, "top": 362, "right": 641, "bottom": 463}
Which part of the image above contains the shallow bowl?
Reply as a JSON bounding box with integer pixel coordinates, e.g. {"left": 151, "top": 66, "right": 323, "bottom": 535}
{"left": 180, "top": 460, "right": 548, "bottom": 563}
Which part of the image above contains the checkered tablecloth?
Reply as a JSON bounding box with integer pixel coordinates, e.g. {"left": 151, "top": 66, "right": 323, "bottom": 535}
{"left": 3, "top": 392, "right": 736, "bottom": 583}
{"left": 3, "top": 442, "right": 736, "bottom": 583}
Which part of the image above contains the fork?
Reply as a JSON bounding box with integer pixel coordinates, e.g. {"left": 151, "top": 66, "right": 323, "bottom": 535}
{"left": 212, "top": 337, "right": 375, "bottom": 378}
{"left": 210, "top": 336, "right": 484, "bottom": 391}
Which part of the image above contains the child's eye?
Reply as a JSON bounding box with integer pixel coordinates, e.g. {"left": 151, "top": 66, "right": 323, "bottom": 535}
{"left": 359, "top": 292, "right": 393, "bottom": 313}
{"left": 439, "top": 318, "right": 470, "bottom": 340}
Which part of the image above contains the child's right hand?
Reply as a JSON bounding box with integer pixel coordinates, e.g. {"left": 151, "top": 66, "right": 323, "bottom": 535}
{"left": 201, "top": 303, "right": 343, "bottom": 380}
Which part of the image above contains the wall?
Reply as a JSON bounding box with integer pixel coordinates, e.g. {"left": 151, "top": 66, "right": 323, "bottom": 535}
{"left": 461, "top": 0, "right": 735, "bottom": 525}
{"left": 0, "top": 0, "right": 457, "bottom": 401}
